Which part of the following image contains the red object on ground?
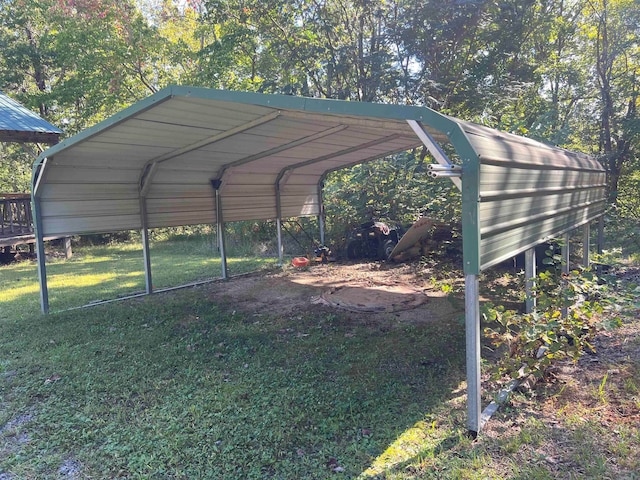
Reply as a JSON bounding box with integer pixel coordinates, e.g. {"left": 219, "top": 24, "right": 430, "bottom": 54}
{"left": 291, "top": 257, "right": 310, "bottom": 267}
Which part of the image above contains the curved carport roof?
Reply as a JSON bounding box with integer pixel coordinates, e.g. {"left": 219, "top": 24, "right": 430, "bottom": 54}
{"left": 31, "top": 86, "right": 606, "bottom": 434}
{"left": 32, "top": 87, "right": 448, "bottom": 233}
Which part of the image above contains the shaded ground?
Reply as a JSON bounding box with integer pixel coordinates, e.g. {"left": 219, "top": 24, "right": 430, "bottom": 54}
{"left": 206, "top": 261, "right": 640, "bottom": 478}
{"left": 479, "top": 266, "right": 640, "bottom": 479}
{"left": 206, "top": 261, "right": 463, "bottom": 325}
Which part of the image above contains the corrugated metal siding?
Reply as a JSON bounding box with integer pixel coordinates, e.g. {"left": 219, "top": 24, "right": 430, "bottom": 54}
{"left": 463, "top": 126, "right": 607, "bottom": 271}
{"left": 32, "top": 90, "right": 439, "bottom": 235}
{"left": 33, "top": 86, "right": 605, "bottom": 245}
{"left": 42, "top": 214, "right": 141, "bottom": 236}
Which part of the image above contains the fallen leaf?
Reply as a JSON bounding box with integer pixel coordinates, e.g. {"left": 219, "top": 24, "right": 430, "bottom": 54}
{"left": 327, "top": 458, "right": 339, "bottom": 468}
{"left": 44, "top": 374, "right": 61, "bottom": 384}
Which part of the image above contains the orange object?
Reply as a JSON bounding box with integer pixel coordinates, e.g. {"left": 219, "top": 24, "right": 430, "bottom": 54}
{"left": 291, "top": 257, "right": 310, "bottom": 267}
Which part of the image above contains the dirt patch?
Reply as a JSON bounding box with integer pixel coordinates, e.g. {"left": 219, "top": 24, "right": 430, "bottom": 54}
{"left": 206, "top": 261, "right": 462, "bottom": 324}
{"left": 318, "top": 283, "right": 428, "bottom": 313}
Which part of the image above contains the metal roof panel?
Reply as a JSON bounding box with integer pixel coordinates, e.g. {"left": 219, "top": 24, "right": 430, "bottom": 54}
{"left": 0, "top": 90, "right": 62, "bottom": 144}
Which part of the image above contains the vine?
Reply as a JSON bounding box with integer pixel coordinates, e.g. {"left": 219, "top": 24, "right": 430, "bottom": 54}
{"left": 483, "top": 266, "right": 622, "bottom": 383}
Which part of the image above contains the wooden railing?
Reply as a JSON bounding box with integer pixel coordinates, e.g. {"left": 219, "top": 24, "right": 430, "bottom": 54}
{"left": 1, "top": 193, "right": 33, "bottom": 237}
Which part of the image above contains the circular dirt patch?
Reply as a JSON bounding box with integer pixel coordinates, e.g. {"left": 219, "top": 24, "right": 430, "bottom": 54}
{"left": 319, "top": 282, "right": 428, "bottom": 313}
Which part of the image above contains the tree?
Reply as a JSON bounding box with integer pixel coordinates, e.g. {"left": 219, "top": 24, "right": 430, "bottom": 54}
{"left": 581, "top": 0, "right": 639, "bottom": 203}
{"left": 0, "top": 0, "right": 180, "bottom": 190}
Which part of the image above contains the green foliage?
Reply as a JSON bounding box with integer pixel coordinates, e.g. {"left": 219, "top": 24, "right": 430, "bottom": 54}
{"left": 323, "top": 151, "right": 461, "bottom": 248}
{"left": 483, "top": 267, "right": 622, "bottom": 382}
{"left": 603, "top": 209, "right": 640, "bottom": 258}
{"left": 0, "top": 0, "right": 638, "bottom": 236}
{"left": 617, "top": 169, "right": 640, "bottom": 220}
{"left": 0, "top": 144, "right": 33, "bottom": 192}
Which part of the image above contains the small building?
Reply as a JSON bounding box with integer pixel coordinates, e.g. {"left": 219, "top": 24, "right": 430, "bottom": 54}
{"left": 0, "top": 90, "right": 62, "bottom": 252}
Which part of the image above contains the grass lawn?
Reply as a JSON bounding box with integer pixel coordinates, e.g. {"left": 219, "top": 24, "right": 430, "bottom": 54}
{"left": 1, "top": 239, "right": 639, "bottom": 478}
{"left": 1, "top": 239, "right": 278, "bottom": 319}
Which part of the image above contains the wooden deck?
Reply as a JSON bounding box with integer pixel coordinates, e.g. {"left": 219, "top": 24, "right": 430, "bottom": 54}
{"left": 1, "top": 193, "right": 34, "bottom": 248}
{"left": 1, "top": 193, "right": 73, "bottom": 261}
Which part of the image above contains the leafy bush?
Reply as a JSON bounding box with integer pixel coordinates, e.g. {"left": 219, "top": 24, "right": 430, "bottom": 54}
{"left": 483, "top": 266, "right": 622, "bottom": 383}
{"left": 323, "top": 150, "right": 461, "bottom": 250}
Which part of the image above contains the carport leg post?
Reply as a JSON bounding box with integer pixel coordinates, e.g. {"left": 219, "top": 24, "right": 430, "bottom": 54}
{"left": 275, "top": 182, "right": 284, "bottom": 266}
{"left": 562, "top": 233, "right": 570, "bottom": 318}
{"left": 524, "top": 248, "right": 536, "bottom": 313}
{"left": 597, "top": 216, "right": 604, "bottom": 255}
{"left": 141, "top": 227, "right": 152, "bottom": 294}
{"left": 319, "top": 213, "right": 325, "bottom": 246}
{"left": 318, "top": 179, "right": 326, "bottom": 246}
{"left": 212, "top": 179, "right": 228, "bottom": 279}
{"left": 583, "top": 223, "right": 590, "bottom": 268}
{"left": 140, "top": 197, "right": 153, "bottom": 295}
{"left": 276, "top": 217, "right": 284, "bottom": 266}
{"left": 33, "top": 195, "right": 49, "bottom": 314}
{"left": 465, "top": 274, "right": 482, "bottom": 435}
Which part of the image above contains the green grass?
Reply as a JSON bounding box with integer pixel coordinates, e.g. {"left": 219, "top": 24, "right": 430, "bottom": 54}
{"left": 1, "top": 239, "right": 639, "bottom": 479}
{"left": 0, "top": 282, "right": 470, "bottom": 478}
{"left": 0, "top": 239, "right": 277, "bottom": 319}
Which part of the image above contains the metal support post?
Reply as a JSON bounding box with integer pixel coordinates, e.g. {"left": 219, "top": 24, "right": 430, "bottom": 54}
{"left": 211, "top": 179, "right": 228, "bottom": 279}
{"left": 582, "top": 223, "right": 590, "bottom": 268}
{"left": 139, "top": 197, "right": 153, "bottom": 295}
{"left": 465, "top": 274, "right": 482, "bottom": 435}
{"left": 317, "top": 180, "right": 326, "bottom": 246}
{"left": 33, "top": 195, "right": 49, "bottom": 314}
{"left": 524, "top": 248, "right": 536, "bottom": 313}
{"left": 597, "top": 216, "right": 604, "bottom": 255}
{"left": 562, "top": 233, "right": 570, "bottom": 274}
{"left": 562, "top": 233, "right": 570, "bottom": 318}
{"left": 276, "top": 217, "right": 284, "bottom": 266}
{"left": 318, "top": 214, "right": 325, "bottom": 247}
{"left": 275, "top": 180, "right": 284, "bottom": 266}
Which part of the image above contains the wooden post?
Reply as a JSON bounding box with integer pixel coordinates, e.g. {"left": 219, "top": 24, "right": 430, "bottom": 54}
{"left": 63, "top": 237, "right": 73, "bottom": 259}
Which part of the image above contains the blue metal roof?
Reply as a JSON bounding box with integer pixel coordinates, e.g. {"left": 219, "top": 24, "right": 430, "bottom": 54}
{"left": 0, "top": 90, "right": 62, "bottom": 144}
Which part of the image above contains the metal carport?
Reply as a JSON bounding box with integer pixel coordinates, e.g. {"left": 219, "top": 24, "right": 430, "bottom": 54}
{"left": 31, "top": 85, "right": 607, "bottom": 434}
